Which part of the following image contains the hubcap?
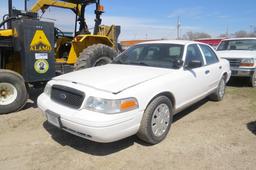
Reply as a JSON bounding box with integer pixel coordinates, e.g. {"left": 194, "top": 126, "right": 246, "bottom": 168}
{"left": 151, "top": 103, "right": 170, "bottom": 137}
{"left": 253, "top": 73, "right": 256, "bottom": 86}
{"left": 0, "top": 83, "right": 18, "bottom": 106}
{"left": 95, "top": 57, "right": 112, "bottom": 66}
{"left": 219, "top": 79, "right": 225, "bottom": 98}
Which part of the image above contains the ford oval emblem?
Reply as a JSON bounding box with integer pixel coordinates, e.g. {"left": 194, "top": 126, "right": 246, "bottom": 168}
{"left": 59, "top": 93, "right": 67, "bottom": 100}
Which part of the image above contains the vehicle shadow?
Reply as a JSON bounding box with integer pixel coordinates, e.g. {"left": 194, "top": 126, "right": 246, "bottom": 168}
{"left": 227, "top": 77, "right": 251, "bottom": 87}
{"left": 247, "top": 121, "right": 256, "bottom": 135}
{"left": 173, "top": 98, "right": 208, "bottom": 123}
{"left": 43, "top": 122, "right": 140, "bottom": 156}
{"left": 22, "top": 87, "right": 44, "bottom": 110}
{"left": 43, "top": 98, "right": 209, "bottom": 156}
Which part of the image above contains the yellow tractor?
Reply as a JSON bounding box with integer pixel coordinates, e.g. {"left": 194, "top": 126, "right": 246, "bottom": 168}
{"left": 0, "top": 0, "right": 120, "bottom": 114}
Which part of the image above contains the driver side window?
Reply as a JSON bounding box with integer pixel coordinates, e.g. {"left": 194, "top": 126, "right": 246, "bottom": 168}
{"left": 185, "top": 44, "right": 204, "bottom": 68}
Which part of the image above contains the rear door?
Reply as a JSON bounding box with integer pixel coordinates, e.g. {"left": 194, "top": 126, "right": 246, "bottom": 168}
{"left": 198, "top": 44, "right": 222, "bottom": 91}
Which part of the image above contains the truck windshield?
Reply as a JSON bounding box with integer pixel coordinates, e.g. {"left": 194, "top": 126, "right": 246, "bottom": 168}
{"left": 217, "top": 39, "right": 256, "bottom": 51}
{"left": 113, "top": 44, "right": 184, "bottom": 69}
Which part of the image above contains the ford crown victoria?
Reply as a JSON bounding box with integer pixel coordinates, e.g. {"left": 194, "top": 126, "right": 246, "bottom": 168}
{"left": 38, "top": 40, "right": 231, "bottom": 144}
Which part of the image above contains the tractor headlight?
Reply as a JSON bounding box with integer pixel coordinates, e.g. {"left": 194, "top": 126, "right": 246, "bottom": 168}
{"left": 240, "top": 58, "right": 255, "bottom": 67}
{"left": 44, "top": 84, "right": 52, "bottom": 96}
{"left": 84, "top": 97, "right": 138, "bottom": 114}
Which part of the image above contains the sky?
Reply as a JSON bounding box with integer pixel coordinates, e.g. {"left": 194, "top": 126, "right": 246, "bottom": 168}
{"left": 0, "top": 0, "right": 255, "bottom": 40}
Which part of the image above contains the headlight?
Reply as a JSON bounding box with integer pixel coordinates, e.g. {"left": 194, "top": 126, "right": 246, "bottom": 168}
{"left": 240, "top": 58, "right": 255, "bottom": 67}
{"left": 85, "top": 97, "right": 138, "bottom": 114}
{"left": 44, "top": 84, "right": 52, "bottom": 96}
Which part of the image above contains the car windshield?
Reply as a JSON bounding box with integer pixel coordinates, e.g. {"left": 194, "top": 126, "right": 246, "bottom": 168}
{"left": 113, "top": 43, "right": 184, "bottom": 69}
{"left": 217, "top": 39, "right": 256, "bottom": 51}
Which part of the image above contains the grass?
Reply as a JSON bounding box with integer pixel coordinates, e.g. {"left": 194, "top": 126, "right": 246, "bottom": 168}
{"left": 226, "top": 86, "right": 256, "bottom": 112}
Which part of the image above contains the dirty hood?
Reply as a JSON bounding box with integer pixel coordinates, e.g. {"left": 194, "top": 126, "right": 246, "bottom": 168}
{"left": 216, "top": 50, "right": 256, "bottom": 59}
{"left": 53, "top": 64, "right": 171, "bottom": 93}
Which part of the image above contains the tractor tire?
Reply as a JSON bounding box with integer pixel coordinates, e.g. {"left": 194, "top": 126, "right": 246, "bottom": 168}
{"left": 75, "top": 44, "right": 117, "bottom": 70}
{"left": 0, "top": 70, "right": 28, "bottom": 114}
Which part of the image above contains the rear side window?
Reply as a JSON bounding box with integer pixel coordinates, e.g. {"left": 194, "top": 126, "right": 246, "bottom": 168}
{"left": 199, "top": 44, "right": 219, "bottom": 65}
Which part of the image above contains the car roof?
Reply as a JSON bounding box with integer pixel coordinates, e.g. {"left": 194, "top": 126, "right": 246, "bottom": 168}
{"left": 138, "top": 40, "right": 204, "bottom": 46}
{"left": 222, "top": 37, "right": 256, "bottom": 41}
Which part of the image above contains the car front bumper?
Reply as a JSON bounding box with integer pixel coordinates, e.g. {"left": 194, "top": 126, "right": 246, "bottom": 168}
{"left": 230, "top": 67, "right": 255, "bottom": 77}
{"left": 37, "top": 93, "right": 143, "bottom": 143}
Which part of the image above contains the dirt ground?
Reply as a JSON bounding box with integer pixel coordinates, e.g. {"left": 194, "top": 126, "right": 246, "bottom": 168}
{"left": 0, "top": 78, "right": 256, "bottom": 170}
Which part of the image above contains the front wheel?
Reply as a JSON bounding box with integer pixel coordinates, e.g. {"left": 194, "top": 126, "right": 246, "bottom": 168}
{"left": 137, "top": 96, "right": 173, "bottom": 145}
{"left": 209, "top": 76, "right": 226, "bottom": 101}
{"left": 0, "top": 70, "right": 28, "bottom": 114}
{"left": 250, "top": 71, "right": 256, "bottom": 87}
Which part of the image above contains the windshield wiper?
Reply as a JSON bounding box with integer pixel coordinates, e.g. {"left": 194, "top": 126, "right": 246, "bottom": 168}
{"left": 127, "top": 61, "right": 149, "bottom": 66}
{"left": 112, "top": 60, "right": 123, "bottom": 64}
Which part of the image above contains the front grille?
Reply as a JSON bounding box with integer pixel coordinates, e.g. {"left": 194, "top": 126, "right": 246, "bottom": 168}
{"left": 226, "top": 58, "right": 241, "bottom": 68}
{"left": 51, "top": 85, "right": 85, "bottom": 109}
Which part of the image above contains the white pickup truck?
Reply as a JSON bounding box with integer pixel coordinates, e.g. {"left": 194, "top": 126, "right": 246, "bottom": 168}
{"left": 216, "top": 38, "right": 256, "bottom": 87}
{"left": 38, "top": 40, "right": 231, "bottom": 144}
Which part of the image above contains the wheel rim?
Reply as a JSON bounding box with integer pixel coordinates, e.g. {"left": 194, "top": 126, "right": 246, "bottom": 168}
{"left": 252, "top": 73, "right": 256, "bottom": 86}
{"left": 151, "top": 103, "right": 170, "bottom": 137}
{"left": 219, "top": 79, "right": 225, "bottom": 98}
{"left": 0, "top": 83, "right": 18, "bottom": 106}
{"left": 94, "top": 57, "right": 112, "bottom": 66}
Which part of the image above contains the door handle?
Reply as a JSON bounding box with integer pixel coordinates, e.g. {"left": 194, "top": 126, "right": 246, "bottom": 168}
{"left": 205, "top": 70, "right": 210, "bottom": 74}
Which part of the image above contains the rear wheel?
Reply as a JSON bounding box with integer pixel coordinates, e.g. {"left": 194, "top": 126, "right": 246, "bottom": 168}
{"left": 0, "top": 70, "right": 28, "bottom": 114}
{"left": 209, "top": 76, "right": 226, "bottom": 101}
{"left": 137, "top": 96, "right": 173, "bottom": 144}
{"left": 250, "top": 71, "right": 256, "bottom": 87}
{"left": 75, "top": 44, "right": 117, "bottom": 70}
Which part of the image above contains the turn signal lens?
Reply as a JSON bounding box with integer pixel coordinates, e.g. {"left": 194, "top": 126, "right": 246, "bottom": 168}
{"left": 240, "top": 58, "right": 255, "bottom": 67}
{"left": 120, "top": 99, "right": 138, "bottom": 111}
{"left": 240, "top": 63, "right": 254, "bottom": 67}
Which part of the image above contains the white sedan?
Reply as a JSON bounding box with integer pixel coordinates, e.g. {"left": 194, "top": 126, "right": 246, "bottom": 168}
{"left": 38, "top": 40, "right": 231, "bottom": 144}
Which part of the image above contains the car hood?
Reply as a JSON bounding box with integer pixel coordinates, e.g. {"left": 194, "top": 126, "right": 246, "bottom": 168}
{"left": 53, "top": 64, "right": 171, "bottom": 94}
{"left": 216, "top": 50, "right": 256, "bottom": 59}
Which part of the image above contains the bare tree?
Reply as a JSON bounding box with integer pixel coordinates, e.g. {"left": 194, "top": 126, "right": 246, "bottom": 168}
{"left": 234, "top": 30, "right": 256, "bottom": 38}
{"left": 218, "top": 33, "right": 228, "bottom": 38}
{"left": 182, "top": 31, "right": 211, "bottom": 40}
{"left": 234, "top": 30, "right": 248, "bottom": 37}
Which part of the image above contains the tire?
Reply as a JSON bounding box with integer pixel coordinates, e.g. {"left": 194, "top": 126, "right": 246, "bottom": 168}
{"left": 137, "top": 96, "right": 173, "bottom": 145}
{"left": 0, "top": 70, "right": 28, "bottom": 114}
{"left": 117, "top": 43, "right": 123, "bottom": 52}
{"left": 209, "top": 76, "right": 226, "bottom": 101}
{"left": 75, "top": 44, "right": 117, "bottom": 70}
{"left": 250, "top": 71, "right": 256, "bottom": 88}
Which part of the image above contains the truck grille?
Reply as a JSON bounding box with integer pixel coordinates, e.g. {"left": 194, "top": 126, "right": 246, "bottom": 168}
{"left": 51, "top": 85, "right": 85, "bottom": 109}
{"left": 225, "top": 58, "right": 241, "bottom": 68}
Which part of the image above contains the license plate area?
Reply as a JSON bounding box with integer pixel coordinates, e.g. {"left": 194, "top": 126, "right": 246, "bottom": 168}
{"left": 46, "top": 110, "right": 61, "bottom": 128}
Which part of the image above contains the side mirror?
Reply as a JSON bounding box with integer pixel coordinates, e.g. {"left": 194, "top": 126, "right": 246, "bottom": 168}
{"left": 186, "top": 60, "right": 202, "bottom": 69}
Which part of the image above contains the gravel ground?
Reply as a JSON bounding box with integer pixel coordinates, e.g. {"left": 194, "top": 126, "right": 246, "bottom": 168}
{"left": 0, "top": 78, "right": 255, "bottom": 170}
